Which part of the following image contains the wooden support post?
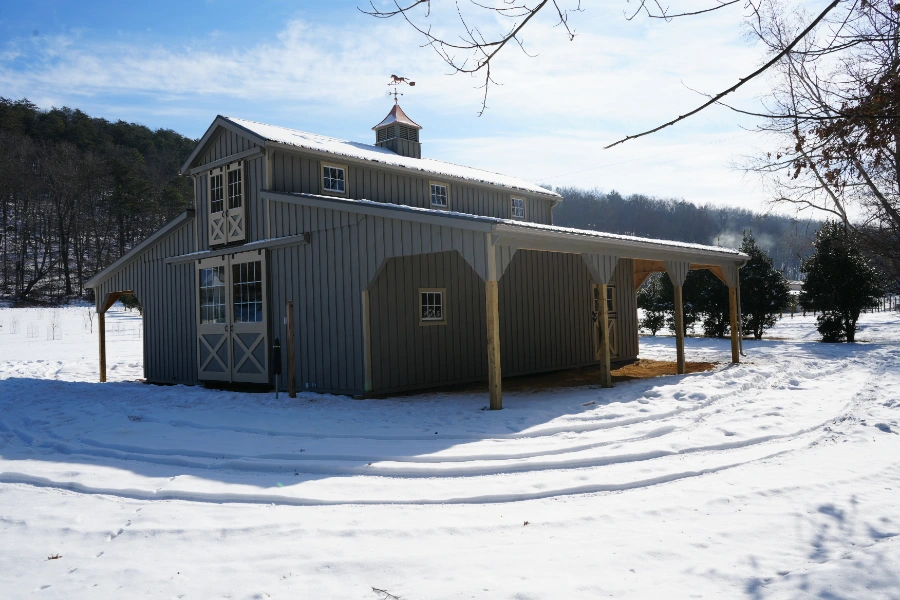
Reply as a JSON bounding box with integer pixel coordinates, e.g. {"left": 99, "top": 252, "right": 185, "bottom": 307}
{"left": 362, "top": 290, "right": 373, "bottom": 393}
{"left": 485, "top": 281, "right": 502, "bottom": 410}
{"left": 598, "top": 283, "right": 612, "bottom": 388}
{"left": 286, "top": 301, "right": 296, "bottom": 398}
{"left": 673, "top": 285, "right": 686, "bottom": 375}
{"left": 729, "top": 287, "right": 740, "bottom": 364}
{"left": 98, "top": 311, "right": 107, "bottom": 383}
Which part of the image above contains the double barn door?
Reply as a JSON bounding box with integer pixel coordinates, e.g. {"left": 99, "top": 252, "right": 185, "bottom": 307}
{"left": 593, "top": 284, "right": 618, "bottom": 360}
{"left": 197, "top": 251, "right": 268, "bottom": 383}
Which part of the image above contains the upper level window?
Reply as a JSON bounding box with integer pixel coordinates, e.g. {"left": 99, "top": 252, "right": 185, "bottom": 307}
{"left": 511, "top": 197, "right": 525, "bottom": 219}
{"left": 210, "top": 171, "right": 224, "bottom": 214}
{"left": 430, "top": 183, "right": 448, "bottom": 208}
{"left": 419, "top": 288, "right": 446, "bottom": 325}
{"left": 227, "top": 166, "right": 242, "bottom": 210}
{"left": 323, "top": 165, "right": 346, "bottom": 193}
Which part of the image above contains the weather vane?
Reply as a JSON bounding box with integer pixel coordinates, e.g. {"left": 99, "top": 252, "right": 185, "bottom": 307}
{"left": 388, "top": 74, "right": 415, "bottom": 104}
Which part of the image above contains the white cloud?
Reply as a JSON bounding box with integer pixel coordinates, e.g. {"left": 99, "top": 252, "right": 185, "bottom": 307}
{"left": 0, "top": 4, "right": 793, "bottom": 213}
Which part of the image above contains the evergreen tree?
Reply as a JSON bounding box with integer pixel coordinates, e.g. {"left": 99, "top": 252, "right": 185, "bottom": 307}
{"left": 692, "top": 269, "right": 730, "bottom": 338}
{"left": 637, "top": 273, "right": 667, "bottom": 335}
{"left": 800, "top": 221, "right": 884, "bottom": 342}
{"left": 739, "top": 231, "right": 791, "bottom": 340}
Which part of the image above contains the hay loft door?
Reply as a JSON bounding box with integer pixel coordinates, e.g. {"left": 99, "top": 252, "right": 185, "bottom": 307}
{"left": 197, "top": 250, "right": 268, "bottom": 384}
{"left": 593, "top": 284, "right": 619, "bottom": 361}
{"left": 207, "top": 160, "right": 246, "bottom": 247}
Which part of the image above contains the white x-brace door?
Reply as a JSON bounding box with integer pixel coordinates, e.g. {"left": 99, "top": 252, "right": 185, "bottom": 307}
{"left": 197, "top": 251, "right": 268, "bottom": 384}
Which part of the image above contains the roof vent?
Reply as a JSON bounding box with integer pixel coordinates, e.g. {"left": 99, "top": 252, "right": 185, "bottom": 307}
{"left": 372, "top": 103, "right": 422, "bottom": 159}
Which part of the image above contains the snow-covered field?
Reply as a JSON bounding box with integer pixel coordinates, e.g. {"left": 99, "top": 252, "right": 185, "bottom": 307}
{"left": 1, "top": 306, "right": 899, "bottom": 599}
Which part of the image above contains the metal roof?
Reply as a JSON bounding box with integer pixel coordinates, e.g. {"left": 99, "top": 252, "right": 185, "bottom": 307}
{"left": 373, "top": 104, "right": 422, "bottom": 130}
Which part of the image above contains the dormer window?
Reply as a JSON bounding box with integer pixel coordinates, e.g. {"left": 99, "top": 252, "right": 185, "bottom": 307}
{"left": 322, "top": 164, "right": 346, "bottom": 194}
{"left": 511, "top": 197, "right": 526, "bottom": 219}
{"left": 430, "top": 183, "right": 448, "bottom": 209}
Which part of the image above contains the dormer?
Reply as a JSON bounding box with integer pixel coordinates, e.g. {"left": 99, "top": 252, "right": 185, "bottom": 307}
{"left": 373, "top": 103, "right": 422, "bottom": 159}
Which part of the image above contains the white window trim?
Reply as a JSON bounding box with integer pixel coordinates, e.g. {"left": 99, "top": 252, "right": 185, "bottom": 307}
{"left": 511, "top": 197, "right": 526, "bottom": 219}
{"left": 321, "top": 162, "right": 348, "bottom": 197}
{"left": 429, "top": 181, "right": 450, "bottom": 210}
{"left": 419, "top": 288, "right": 447, "bottom": 326}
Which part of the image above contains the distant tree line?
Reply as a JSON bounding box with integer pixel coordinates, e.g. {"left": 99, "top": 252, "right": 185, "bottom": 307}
{"left": 0, "top": 98, "right": 195, "bottom": 303}
{"left": 551, "top": 187, "right": 820, "bottom": 280}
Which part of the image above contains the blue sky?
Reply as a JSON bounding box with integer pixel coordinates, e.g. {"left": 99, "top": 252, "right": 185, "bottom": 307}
{"left": 0, "top": 0, "right": 783, "bottom": 219}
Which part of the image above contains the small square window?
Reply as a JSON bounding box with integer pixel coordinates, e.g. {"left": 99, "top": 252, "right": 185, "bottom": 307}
{"left": 323, "top": 165, "right": 346, "bottom": 193}
{"left": 431, "top": 183, "right": 448, "bottom": 208}
{"left": 419, "top": 288, "right": 446, "bottom": 325}
{"left": 511, "top": 197, "right": 525, "bottom": 219}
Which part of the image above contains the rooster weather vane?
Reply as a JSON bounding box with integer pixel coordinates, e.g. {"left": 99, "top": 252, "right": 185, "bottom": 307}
{"left": 388, "top": 74, "right": 415, "bottom": 104}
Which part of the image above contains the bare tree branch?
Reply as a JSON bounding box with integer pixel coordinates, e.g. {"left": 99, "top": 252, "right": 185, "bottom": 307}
{"left": 605, "top": 0, "right": 841, "bottom": 148}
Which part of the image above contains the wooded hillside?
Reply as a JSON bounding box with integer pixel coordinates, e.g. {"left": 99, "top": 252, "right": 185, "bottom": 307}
{"left": 0, "top": 99, "right": 816, "bottom": 304}
{"left": 0, "top": 98, "right": 195, "bottom": 302}
{"left": 552, "top": 187, "right": 819, "bottom": 280}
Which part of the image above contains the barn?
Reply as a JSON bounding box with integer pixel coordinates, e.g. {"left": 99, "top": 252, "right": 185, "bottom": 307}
{"left": 86, "top": 103, "right": 748, "bottom": 409}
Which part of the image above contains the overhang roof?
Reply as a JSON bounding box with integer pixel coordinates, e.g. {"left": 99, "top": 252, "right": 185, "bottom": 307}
{"left": 260, "top": 190, "right": 748, "bottom": 265}
{"left": 181, "top": 115, "right": 560, "bottom": 199}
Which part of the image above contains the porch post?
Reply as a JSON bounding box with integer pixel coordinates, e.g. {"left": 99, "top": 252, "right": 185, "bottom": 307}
{"left": 664, "top": 261, "right": 690, "bottom": 376}
{"left": 598, "top": 283, "right": 612, "bottom": 388}
{"left": 486, "top": 280, "right": 502, "bottom": 410}
{"left": 729, "top": 286, "right": 740, "bottom": 364}
{"left": 98, "top": 310, "right": 107, "bottom": 383}
{"left": 673, "top": 285, "right": 686, "bottom": 375}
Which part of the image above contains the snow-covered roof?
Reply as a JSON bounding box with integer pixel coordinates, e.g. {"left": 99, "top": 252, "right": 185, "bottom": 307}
{"left": 224, "top": 116, "right": 560, "bottom": 198}
{"left": 373, "top": 104, "right": 422, "bottom": 130}
{"left": 261, "top": 190, "right": 748, "bottom": 261}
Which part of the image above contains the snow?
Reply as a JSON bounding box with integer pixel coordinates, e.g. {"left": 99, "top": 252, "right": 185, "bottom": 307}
{"left": 1, "top": 306, "right": 899, "bottom": 598}
{"left": 226, "top": 116, "right": 561, "bottom": 198}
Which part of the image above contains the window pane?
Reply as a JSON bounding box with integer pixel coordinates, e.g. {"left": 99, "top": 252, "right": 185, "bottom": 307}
{"left": 199, "top": 266, "right": 226, "bottom": 324}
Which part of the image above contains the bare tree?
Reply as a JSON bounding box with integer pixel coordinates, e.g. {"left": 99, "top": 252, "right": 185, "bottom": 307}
{"left": 362, "top": 0, "right": 840, "bottom": 146}
{"left": 743, "top": 0, "right": 900, "bottom": 285}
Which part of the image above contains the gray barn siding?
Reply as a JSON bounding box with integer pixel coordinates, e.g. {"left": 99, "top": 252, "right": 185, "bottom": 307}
{"left": 94, "top": 223, "right": 198, "bottom": 384}
{"left": 499, "top": 250, "right": 595, "bottom": 376}
{"left": 366, "top": 249, "right": 635, "bottom": 394}
{"left": 368, "top": 251, "right": 488, "bottom": 391}
{"left": 268, "top": 149, "right": 555, "bottom": 227}
{"left": 612, "top": 258, "right": 639, "bottom": 361}
{"left": 200, "top": 128, "right": 259, "bottom": 165}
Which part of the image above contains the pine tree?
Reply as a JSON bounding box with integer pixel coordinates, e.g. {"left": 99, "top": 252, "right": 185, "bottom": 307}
{"left": 800, "top": 221, "right": 884, "bottom": 342}
{"left": 739, "top": 231, "right": 791, "bottom": 340}
{"left": 637, "top": 273, "right": 667, "bottom": 335}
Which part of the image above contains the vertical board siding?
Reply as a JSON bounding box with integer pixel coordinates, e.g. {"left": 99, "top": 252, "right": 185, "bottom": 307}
{"left": 365, "top": 248, "right": 635, "bottom": 394}
{"left": 498, "top": 250, "right": 596, "bottom": 376}
{"left": 269, "top": 147, "right": 555, "bottom": 226}
{"left": 368, "top": 250, "right": 487, "bottom": 392}
{"left": 614, "top": 258, "right": 639, "bottom": 361}
{"left": 93, "top": 222, "right": 198, "bottom": 384}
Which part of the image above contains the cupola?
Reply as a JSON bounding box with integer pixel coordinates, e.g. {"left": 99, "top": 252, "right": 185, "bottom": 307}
{"left": 372, "top": 103, "right": 422, "bottom": 159}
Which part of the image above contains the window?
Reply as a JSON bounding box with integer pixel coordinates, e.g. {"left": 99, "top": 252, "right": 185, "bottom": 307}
{"left": 607, "top": 285, "right": 617, "bottom": 313}
{"left": 430, "top": 183, "right": 448, "bottom": 208}
{"left": 227, "top": 165, "right": 242, "bottom": 210}
{"left": 323, "top": 164, "right": 346, "bottom": 193}
{"left": 210, "top": 171, "right": 224, "bottom": 214}
{"left": 419, "top": 288, "right": 446, "bottom": 325}
{"left": 199, "top": 266, "right": 226, "bottom": 324}
{"left": 232, "top": 260, "right": 264, "bottom": 323}
{"left": 511, "top": 197, "right": 525, "bottom": 219}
